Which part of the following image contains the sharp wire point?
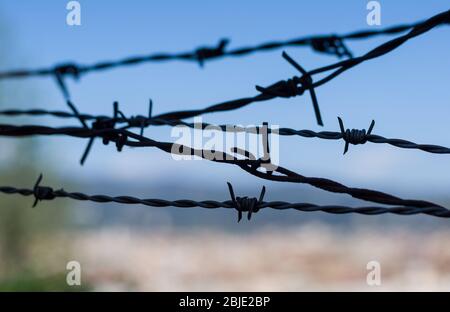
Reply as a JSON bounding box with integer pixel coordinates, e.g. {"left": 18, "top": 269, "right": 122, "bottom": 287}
{"left": 148, "top": 99, "right": 153, "bottom": 119}
{"left": 259, "top": 186, "right": 266, "bottom": 203}
{"left": 66, "top": 100, "right": 88, "bottom": 128}
{"left": 368, "top": 119, "right": 376, "bottom": 134}
{"left": 80, "top": 137, "right": 95, "bottom": 165}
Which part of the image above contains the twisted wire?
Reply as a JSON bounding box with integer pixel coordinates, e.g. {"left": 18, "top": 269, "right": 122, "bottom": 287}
{"left": 0, "top": 10, "right": 449, "bottom": 220}
{"left": 0, "top": 16, "right": 429, "bottom": 80}
{"left": 149, "top": 10, "right": 450, "bottom": 124}
{"left": 2, "top": 111, "right": 450, "bottom": 155}
{"left": 0, "top": 123, "right": 446, "bottom": 210}
{"left": 0, "top": 10, "right": 447, "bottom": 125}
{"left": 1, "top": 176, "right": 449, "bottom": 219}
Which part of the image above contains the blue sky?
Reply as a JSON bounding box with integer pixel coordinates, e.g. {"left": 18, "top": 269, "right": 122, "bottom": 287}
{"left": 0, "top": 0, "right": 449, "bottom": 205}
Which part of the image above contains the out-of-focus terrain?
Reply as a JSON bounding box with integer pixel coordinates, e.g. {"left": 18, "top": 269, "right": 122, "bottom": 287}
{"left": 2, "top": 224, "right": 449, "bottom": 291}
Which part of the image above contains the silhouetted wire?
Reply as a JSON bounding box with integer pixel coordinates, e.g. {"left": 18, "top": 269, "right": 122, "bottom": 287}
{"left": 148, "top": 10, "right": 450, "bottom": 124}
{"left": 149, "top": 10, "right": 450, "bottom": 126}
{"left": 308, "top": 9, "right": 450, "bottom": 87}
{"left": 0, "top": 123, "right": 446, "bottom": 210}
{"left": 1, "top": 175, "right": 449, "bottom": 221}
{"left": 0, "top": 10, "right": 449, "bottom": 220}
{"left": 0, "top": 16, "right": 431, "bottom": 81}
{"left": 0, "top": 10, "right": 448, "bottom": 125}
{"left": 2, "top": 109, "right": 450, "bottom": 155}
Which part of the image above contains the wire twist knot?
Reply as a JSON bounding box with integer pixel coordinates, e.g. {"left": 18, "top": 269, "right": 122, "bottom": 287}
{"left": 53, "top": 64, "right": 81, "bottom": 101}
{"left": 338, "top": 117, "right": 375, "bottom": 154}
{"left": 195, "top": 39, "right": 229, "bottom": 67}
{"left": 227, "top": 182, "right": 266, "bottom": 222}
{"left": 53, "top": 63, "right": 81, "bottom": 80}
{"left": 125, "top": 116, "right": 147, "bottom": 128}
{"left": 256, "top": 52, "right": 323, "bottom": 126}
{"left": 310, "top": 36, "right": 353, "bottom": 58}
{"left": 92, "top": 117, "right": 117, "bottom": 145}
{"left": 32, "top": 174, "right": 55, "bottom": 207}
{"left": 79, "top": 101, "right": 121, "bottom": 165}
{"left": 118, "top": 100, "right": 153, "bottom": 136}
{"left": 256, "top": 76, "right": 306, "bottom": 98}
{"left": 115, "top": 133, "right": 128, "bottom": 152}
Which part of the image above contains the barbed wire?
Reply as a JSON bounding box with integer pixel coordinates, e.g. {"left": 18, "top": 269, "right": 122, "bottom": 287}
{"left": 1, "top": 175, "right": 449, "bottom": 222}
{"left": 0, "top": 9, "right": 449, "bottom": 219}
{"left": 0, "top": 15, "right": 431, "bottom": 81}
{"left": 0, "top": 122, "right": 445, "bottom": 210}
{"left": 137, "top": 11, "right": 450, "bottom": 127}
{"left": 1, "top": 10, "right": 448, "bottom": 126}
{"left": 2, "top": 106, "right": 450, "bottom": 155}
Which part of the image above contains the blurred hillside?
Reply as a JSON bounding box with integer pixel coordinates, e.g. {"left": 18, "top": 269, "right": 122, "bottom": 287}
{"left": 49, "top": 225, "right": 450, "bottom": 291}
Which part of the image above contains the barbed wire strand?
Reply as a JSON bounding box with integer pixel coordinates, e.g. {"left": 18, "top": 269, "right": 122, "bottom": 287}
{"left": 149, "top": 10, "right": 450, "bottom": 124}
{"left": 2, "top": 108, "right": 450, "bottom": 155}
{"left": 1, "top": 175, "right": 449, "bottom": 221}
{"left": 0, "top": 10, "right": 448, "bottom": 126}
{"left": 0, "top": 16, "right": 432, "bottom": 81}
{"left": 0, "top": 123, "right": 446, "bottom": 210}
{"left": 0, "top": 10, "right": 448, "bottom": 219}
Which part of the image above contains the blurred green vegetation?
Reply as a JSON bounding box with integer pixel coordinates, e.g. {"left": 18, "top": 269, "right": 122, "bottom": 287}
{"left": 0, "top": 17, "right": 77, "bottom": 291}
{"left": 0, "top": 272, "right": 91, "bottom": 291}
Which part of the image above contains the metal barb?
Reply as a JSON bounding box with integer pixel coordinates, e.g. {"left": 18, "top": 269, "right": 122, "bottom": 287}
{"left": 310, "top": 36, "right": 353, "bottom": 59}
{"left": 80, "top": 101, "right": 120, "bottom": 165}
{"left": 338, "top": 117, "right": 375, "bottom": 154}
{"left": 53, "top": 64, "right": 80, "bottom": 101}
{"left": 281, "top": 51, "right": 323, "bottom": 126}
{"left": 32, "top": 174, "right": 55, "bottom": 208}
{"left": 195, "top": 39, "right": 229, "bottom": 67}
{"left": 227, "top": 182, "right": 266, "bottom": 222}
{"left": 66, "top": 101, "right": 88, "bottom": 128}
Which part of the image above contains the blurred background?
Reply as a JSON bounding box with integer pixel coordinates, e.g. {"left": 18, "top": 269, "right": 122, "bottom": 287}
{"left": 0, "top": 0, "right": 449, "bottom": 291}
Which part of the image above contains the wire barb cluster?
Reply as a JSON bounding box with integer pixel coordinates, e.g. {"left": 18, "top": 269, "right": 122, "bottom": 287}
{"left": 195, "top": 39, "right": 230, "bottom": 67}
{"left": 256, "top": 52, "right": 323, "bottom": 125}
{"left": 2, "top": 175, "right": 450, "bottom": 220}
{"left": 32, "top": 174, "right": 56, "bottom": 208}
{"left": 310, "top": 36, "right": 353, "bottom": 58}
{"left": 227, "top": 182, "right": 266, "bottom": 222}
{"left": 338, "top": 117, "right": 375, "bottom": 154}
